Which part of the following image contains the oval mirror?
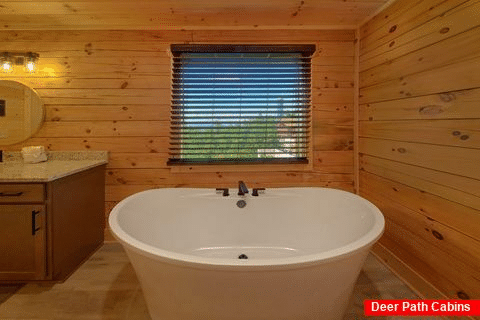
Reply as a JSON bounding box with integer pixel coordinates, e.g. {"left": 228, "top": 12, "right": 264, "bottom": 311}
{"left": 0, "top": 80, "right": 44, "bottom": 145}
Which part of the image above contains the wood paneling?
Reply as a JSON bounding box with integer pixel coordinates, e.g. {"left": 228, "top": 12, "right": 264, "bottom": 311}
{"left": 359, "top": 0, "right": 480, "bottom": 300}
{"left": 360, "top": 0, "right": 478, "bottom": 63}
{"left": 360, "top": 119, "right": 480, "bottom": 148}
{"left": 364, "top": 191, "right": 480, "bottom": 281}
{"left": 360, "top": 155, "right": 480, "bottom": 211}
{"left": 0, "top": 1, "right": 388, "bottom": 30}
{"left": 105, "top": 181, "right": 354, "bottom": 202}
{"left": 359, "top": 88, "right": 480, "bottom": 121}
{"left": 2, "top": 29, "right": 356, "bottom": 234}
{"left": 360, "top": 55, "right": 480, "bottom": 103}
{"left": 371, "top": 242, "right": 446, "bottom": 299}
{"left": 361, "top": 24, "right": 480, "bottom": 86}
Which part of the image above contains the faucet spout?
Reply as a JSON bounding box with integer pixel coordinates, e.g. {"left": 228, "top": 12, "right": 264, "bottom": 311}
{"left": 238, "top": 181, "right": 249, "bottom": 196}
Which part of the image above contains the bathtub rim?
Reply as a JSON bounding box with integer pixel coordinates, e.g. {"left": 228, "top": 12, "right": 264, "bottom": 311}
{"left": 109, "top": 187, "right": 385, "bottom": 270}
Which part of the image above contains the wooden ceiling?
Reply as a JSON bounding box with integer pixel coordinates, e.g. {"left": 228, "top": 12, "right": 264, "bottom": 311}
{"left": 0, "top": 0, "right": 391, "bottom": 30}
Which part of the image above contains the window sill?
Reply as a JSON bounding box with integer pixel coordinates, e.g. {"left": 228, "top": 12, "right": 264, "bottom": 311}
{"left": 169, "top": 162, "right": 313, "bottom": 173}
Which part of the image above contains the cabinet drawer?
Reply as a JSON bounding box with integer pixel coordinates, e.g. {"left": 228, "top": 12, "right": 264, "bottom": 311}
{"left": 0, "top": 184, "right": 45, "bottom": 203}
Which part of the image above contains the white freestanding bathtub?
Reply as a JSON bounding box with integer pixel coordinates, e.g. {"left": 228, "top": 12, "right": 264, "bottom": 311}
{"left": 109, "top": 187, "right": 384, "bottom": 320}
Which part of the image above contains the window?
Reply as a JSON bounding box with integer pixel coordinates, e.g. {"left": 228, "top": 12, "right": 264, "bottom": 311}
{"left": 168, "top": 44, "right": 315, "bottom": 165}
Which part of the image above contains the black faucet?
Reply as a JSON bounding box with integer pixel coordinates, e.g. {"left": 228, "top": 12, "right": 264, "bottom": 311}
{"left": 238, "top": 181, "right": 249, "bottom": 196}
{"left": 252, "top": 188, "right": 265, "bottom": 196}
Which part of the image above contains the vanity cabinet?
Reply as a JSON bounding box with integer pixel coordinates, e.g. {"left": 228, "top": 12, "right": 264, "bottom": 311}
{"left": 0, "top": 204, "right": 46, "bottom": 281}
{"left": 0, "top": 165, "right": 105, "bottom": 282}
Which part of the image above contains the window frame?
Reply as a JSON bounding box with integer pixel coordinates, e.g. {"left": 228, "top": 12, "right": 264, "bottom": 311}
{"left": 168, "top": 44, "right": 316, "bottom": 170}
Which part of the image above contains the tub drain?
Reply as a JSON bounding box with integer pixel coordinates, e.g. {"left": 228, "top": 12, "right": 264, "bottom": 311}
{"left": 238, "top": 254, "right": 248, "bottom": 259}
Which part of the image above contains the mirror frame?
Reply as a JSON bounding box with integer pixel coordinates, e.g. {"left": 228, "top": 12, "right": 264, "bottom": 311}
{"left": 0, "top": 80, "right": 45, "bottom": 145}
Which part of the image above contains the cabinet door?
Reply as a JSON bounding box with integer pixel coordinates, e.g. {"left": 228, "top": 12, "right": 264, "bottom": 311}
{"left": 0, "top": 205, "right": 46, "bottom": 281}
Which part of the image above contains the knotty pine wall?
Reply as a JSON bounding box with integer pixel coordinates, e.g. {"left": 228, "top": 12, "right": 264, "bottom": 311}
{"left": 0, "top": 29, "right": 355, "bottom": 240}
{"left": 359, "top": 0, "right": 480, "bottom": 300}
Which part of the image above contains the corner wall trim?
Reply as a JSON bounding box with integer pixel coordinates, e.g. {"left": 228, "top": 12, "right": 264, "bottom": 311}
{"left": 354, "top": 29, "right": 360, "bottom": 194}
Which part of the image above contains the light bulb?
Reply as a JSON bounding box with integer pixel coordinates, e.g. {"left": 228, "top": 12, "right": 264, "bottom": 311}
{"left": 26, "top": 60, "right": 36, "bottom": 72}
{"left": 25, "top": 52, "right": 38, "bottom": 73}
{"left": 2, "top": 60, "right": 12, "bottom": 72}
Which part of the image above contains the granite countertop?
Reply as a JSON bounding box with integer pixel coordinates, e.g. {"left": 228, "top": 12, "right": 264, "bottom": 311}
{"left": 0, "top": 151, "right": 108, "bottom": 182}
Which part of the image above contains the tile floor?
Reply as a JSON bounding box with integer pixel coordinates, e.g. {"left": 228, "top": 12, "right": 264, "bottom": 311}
{"left": 0, "top": 243, "right": 434, "bottom": 320}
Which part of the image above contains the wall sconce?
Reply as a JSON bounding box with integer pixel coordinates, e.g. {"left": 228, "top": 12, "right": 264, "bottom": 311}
{"left": 1, "top": 52, "right": 39, "bottom": 73}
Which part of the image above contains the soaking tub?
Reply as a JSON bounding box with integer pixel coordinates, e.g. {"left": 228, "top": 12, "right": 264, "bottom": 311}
{"left": 109, "top": 187, "right": 384, "bottom": 320}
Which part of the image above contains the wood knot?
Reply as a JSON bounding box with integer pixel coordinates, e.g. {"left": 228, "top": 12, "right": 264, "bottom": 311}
{"left": 389, "top": 41, "right": 395, "bottom": 47}
{"left": 439, "top": 92, "right": 455, "bottom": 102}
{"left": 84, "top": 43, "right": 93, "bottom": 55}
{"left": 431, "top": 230, "right": 444, "bottom": 240}
{"left": 397, "top": 148, "right": 406, "bottom": 153}
{"left": 452, "top": 131, "right": 461, "bottom": 136}
{"left": 389, "top": 25, "right": 397, "bottom": 33}
{"left": 63, "top": 3, "right": 78, "bottom": 13}
{"left": 439, "top": 27, "right": 450, "bottom": 34}
{"left": 460, "top": 135, "right": 469, "bottom": 140}
{"left": 418, "top": 105, "right": 444, "bottom": 116}
{"left": 457, "top": 291, "right": 470, "bottom": 300}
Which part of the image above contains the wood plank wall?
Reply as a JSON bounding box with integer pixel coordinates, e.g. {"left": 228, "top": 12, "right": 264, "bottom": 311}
{"left": 0, "top": 0, "right": 386, "bottom": 29}
{"left": 0, "top": 29, "right": 355, "bottom": 240}
{"left": 359, "top": 0, "right": 480, "bottom": 300}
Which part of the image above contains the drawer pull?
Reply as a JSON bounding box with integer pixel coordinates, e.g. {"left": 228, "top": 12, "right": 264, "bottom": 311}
{"left": 31, "top": 210, "right": 41, "bottom": 235}
{"left": 0, "top": 191, "right": 24, "bottom": 197}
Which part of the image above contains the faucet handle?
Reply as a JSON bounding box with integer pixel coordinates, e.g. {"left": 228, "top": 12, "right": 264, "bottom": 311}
{"left": 252, "top": 188, "right": 265, "bottom": 196}
{"left": 215, "top": 188, "right": 229, "bottom": 197}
